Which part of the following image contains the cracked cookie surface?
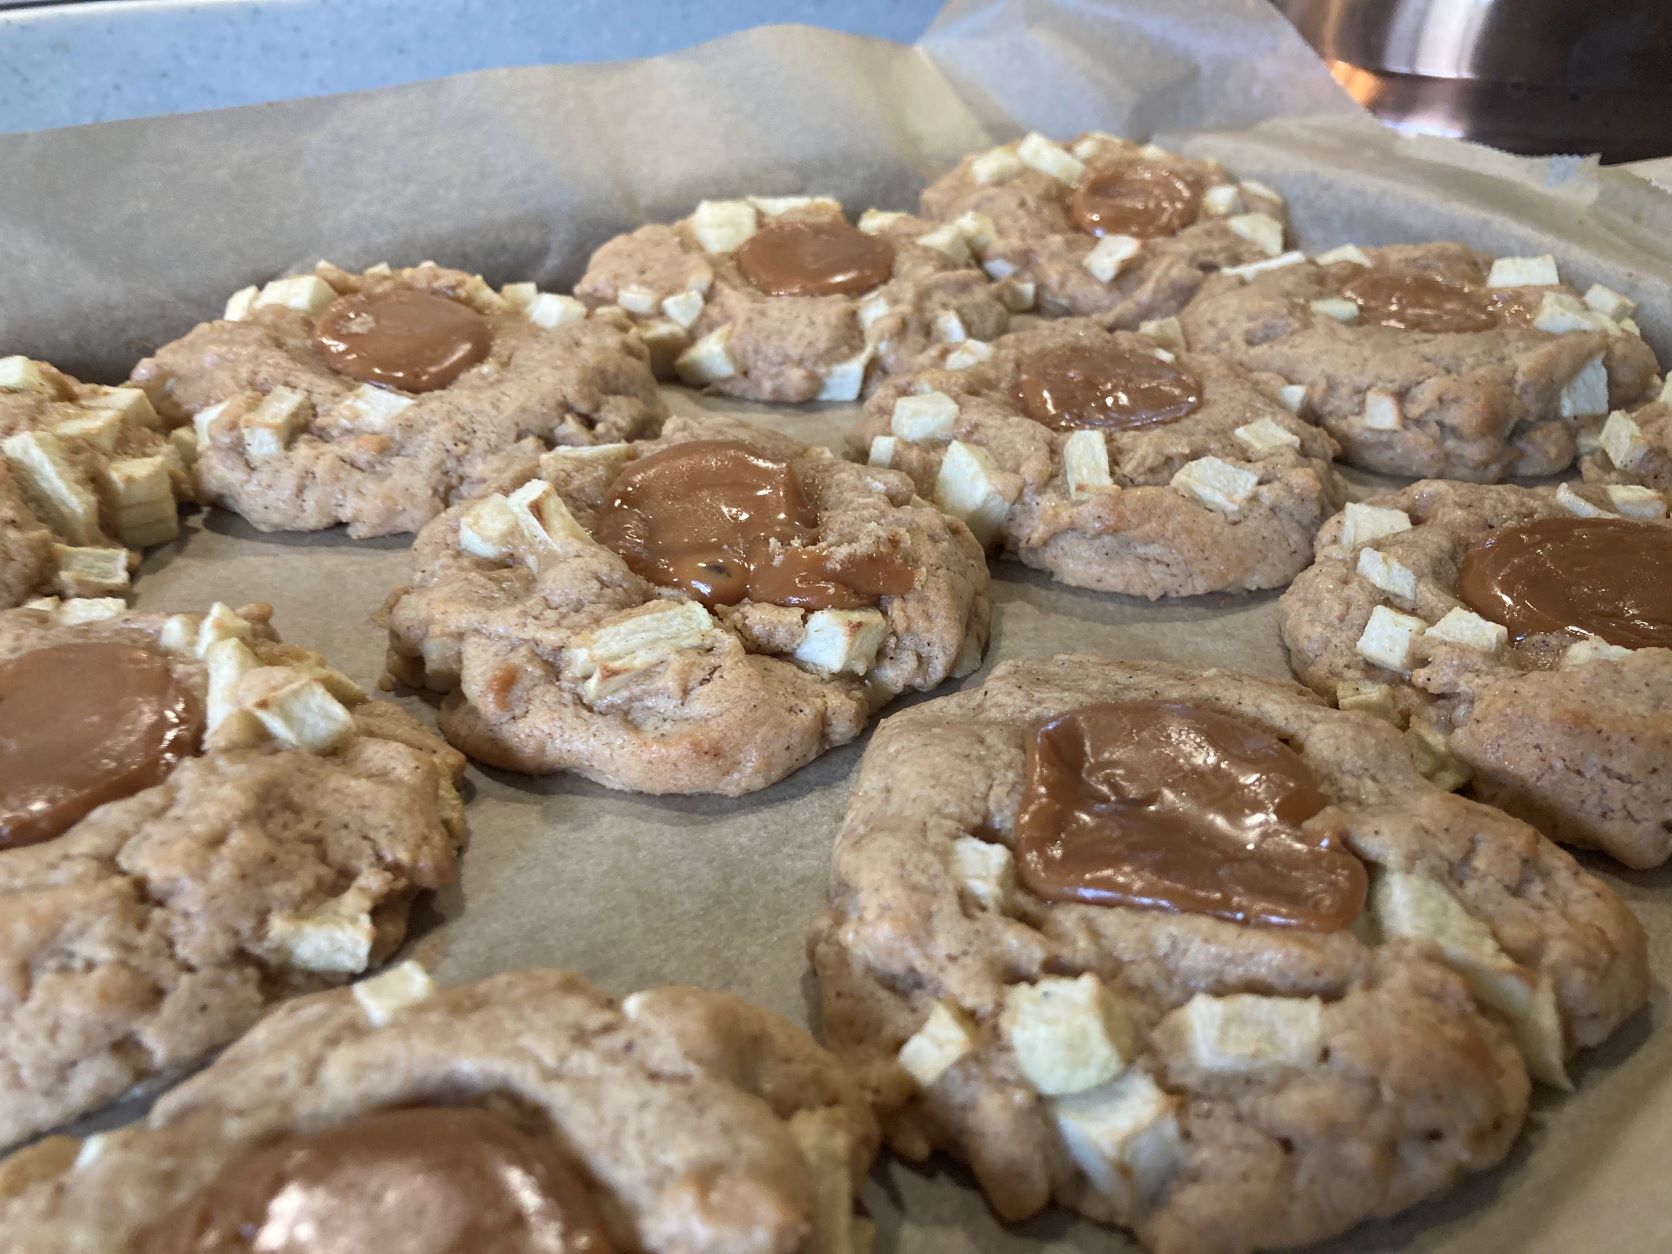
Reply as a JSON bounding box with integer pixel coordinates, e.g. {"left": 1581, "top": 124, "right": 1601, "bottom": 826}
{"left": 0, "top": 965, "right": 877, "bottom": 1254}
{"left": 809, "top": 655, "right": 1645, "bottom": 1254}
{"left": 130, "top": 261, "right": 666, "bottom": 537}
{"left": 0, "top": 600, "right": 465, "bottom": 1149}
{"left": 1178, "top": 243, "right": 1660, "bottom": 481}
{"left": 385, "top": 412, "right": 990, "bottom": 795}
{"left": 576, "top": 195, "right": 1021, "bottom": 403}
{"left": 855, "top": 318, "right": 1342, "bottom": 598}
{"left": 1280, "top": 479, "right": 1672, "bottom": 867}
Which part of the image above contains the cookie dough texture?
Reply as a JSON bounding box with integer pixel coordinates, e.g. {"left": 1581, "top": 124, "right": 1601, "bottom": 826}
{"left": 1580, "top": 386, "right": 1672, "bottom": 492}
{"left": 0, "top": 602, "right": 465, "bottom": 1149}
{"left": 809, "top": 656, "right": 1645, "bottom": 1254}
{"left": 130, "top": 261, "right": 667, "bottom": 537}
{"left": 386, "top": 413, "right": 990, "bottom": 795}
{"left": 920, "top": 132, "right": 1288, "bottom": 327}
{"left": 575, "top": 195, "right": 1019, "bottom": 402}
{"left": 1281, "top": 479, "right": 1672, "bottom": 868}
{"left": 0, "top": 358, "right": 193, "bottom": 609}
{"left": 857, "top": 319, "right": 1342, "bottom": 598}
{"left": 0, "top": 965, "right": 879, "bottom": 1254}
{"left": 1178, "top": 243, "right": 1661, "bottom": 481}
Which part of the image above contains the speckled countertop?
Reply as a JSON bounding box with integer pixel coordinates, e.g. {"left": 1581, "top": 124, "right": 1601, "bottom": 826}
{"left": 0, "top": 0, "right": 944, "bottom": 134}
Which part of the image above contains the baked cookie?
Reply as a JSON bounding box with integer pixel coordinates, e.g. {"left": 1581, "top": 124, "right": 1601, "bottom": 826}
{"left": 385, "top": 412, "right": 990, "bottom": 794}
{"left": 574, "top": 194, "right": 1023, "bottom": 402}
{"left": 1178, "top": 243, "right": 1661, "bottom": 481}
{"left": 0, "top": 356, "right": 193, "bottom": 609}
{"left": 130, "top": 260, "right": 667, "bottom": 537}
{"left": 1579, "top": 378, "right": 1672, "bottom": 492}
{"left": 0, "top": 599, "right": 465, "bottom": 1149}
{"left": 1280, "top": 479, "right": 1672, "bottom": 868}
{"left": 809, "top": 656, "right": 1646, "bottom": 1254}
{"left": 0, "top": 963, "right": 878, "bottom": 1254}
{"left": 855, "top": 318, "right": 1342, "bottom": 598}
{"left": 919, "top": 131, "right": 1289, "bottom": 328}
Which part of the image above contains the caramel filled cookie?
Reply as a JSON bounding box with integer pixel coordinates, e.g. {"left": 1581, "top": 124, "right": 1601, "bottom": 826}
{"left": 809, "top": 656, "right": 1646, "bottom": 1254}
{"left": 0, "top": 357, "right": 194, "bottom": 608}
{"left": 920, "top": 132, "right": 1289, "bottom": 328}
{"left": 1178, "top": 243, "right": 1660, "bottom": 481}
{"left": 0, "top": 966, "right": 877, "bottom": 1254}
{"left": 385, "top": 413, "right": 989, "bottom": 794}
{"left": 130, "top": 261, "right": 666, "bottom": 537}
{"left": 855, "top": 318, "right": 1342, "bottom": 598}
{"left": 576, "top": 195, "right": 1023, "bottom": 403}
{"left": 0, "top": 599, "right": 465, "bottom": 1149}
{"left": 1281, "top": 479, "right": 1672, "bottom": 867}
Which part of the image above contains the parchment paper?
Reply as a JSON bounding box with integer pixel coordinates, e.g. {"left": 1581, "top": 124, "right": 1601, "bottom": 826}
{"left": 3, "top": 2, "right": 1670, "bottom": 1250}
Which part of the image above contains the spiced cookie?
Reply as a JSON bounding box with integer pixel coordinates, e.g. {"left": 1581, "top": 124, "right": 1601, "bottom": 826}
{"left": 919, "top": 132, "right": 1289, "bottom": 328}
{"left": 0, "top": 963, "right": 878, "bottom": 1254}
{"left": 1579, "top": 378, "right": 1672, "bottom": 492}
{"left": 808, "top": 656, "right": 1646, "bottom": 1254}
{"left": 0, "top": 599, "right": 465, "bottom": 1149}
{"left": 574, "top": 195, "right": 1023, "bottom": 402}
{"left": 385, "top": 412, "right": 988, "bottom": 794}
{"left": 130, "top": 261, "right": 667, "bottom": 537}
{"left": 1178, "top": 243, "right": 1661, "bottom": 480}
{"left": 0, "top": 357, "right": 194, "bottom": 609}
{"left": 855, "top": 318, "right": 1342, "bottom": 598}
{"left": 1280, "top": 479, "right": 1672, "bottom": 867}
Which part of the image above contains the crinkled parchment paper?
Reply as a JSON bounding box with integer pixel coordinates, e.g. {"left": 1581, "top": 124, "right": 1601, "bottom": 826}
{"left": 1, "top": 1, "right": 1669, "bottom": 1249}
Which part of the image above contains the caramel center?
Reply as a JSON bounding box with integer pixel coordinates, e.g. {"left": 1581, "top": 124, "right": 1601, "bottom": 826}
{"left": 1457, "top": 516, "right": 1672, "bottom": 648}
{"left": 0, "top": 641, "right": 201, "bottom": 850}
{"left": 1339, "top": 271, "right": 1497, "bottom": 334}
{"left": 1014, "top": 701, "right": 1365, "bottom": 931}
{"left": 314, "top": 289, "right": 493, "bottom": 393}
{"left": 130, "top": 1107, "right": 614, "bottom": 1254}
{"left": 734, "top": 219, "right": 895, "bottom": 297}
{"left": 593, "top": 441, "right": 914, "bottom": 609}
{"left": 1015, "top": 342, "right": 1202, "bottom": 431}
{"left": 1070, "top": 163, "right": 1200, "bottom": 238}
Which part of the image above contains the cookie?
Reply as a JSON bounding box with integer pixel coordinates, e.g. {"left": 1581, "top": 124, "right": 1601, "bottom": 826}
{"left": 0, "top": 964, "right": 878, "bottom": 1254}
{"left": 855, "top": 318, "right": 1342, "bottom": 598}
{"left": 1178, "top": 243, "right": 1661, "bottom": 480}
{"left": 1579, "top": 379, "right": 1672, "bottom": 492}
{"left": 919, "top": 132, "right": 1289, "bottom": 327}
{"left": 808, "top": 655, "right": 1646, "bottom": 1254}
{"left": 0, "top": 599, "right": 465, "bottom": 1149}
{"left": 0, "top": 357, "right": 194, "bottom": 609}
{"left": 574, "top": 195, "right": 1023, "bottom": 402}
{"left": 1280, "top": 479, "right": 1672, "bottom": 867}
{"left": 385, "top": 412, "right": 989, "bottom": 794}
{"left": 130, "top": 260, "right": 667, "bottom": 537}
